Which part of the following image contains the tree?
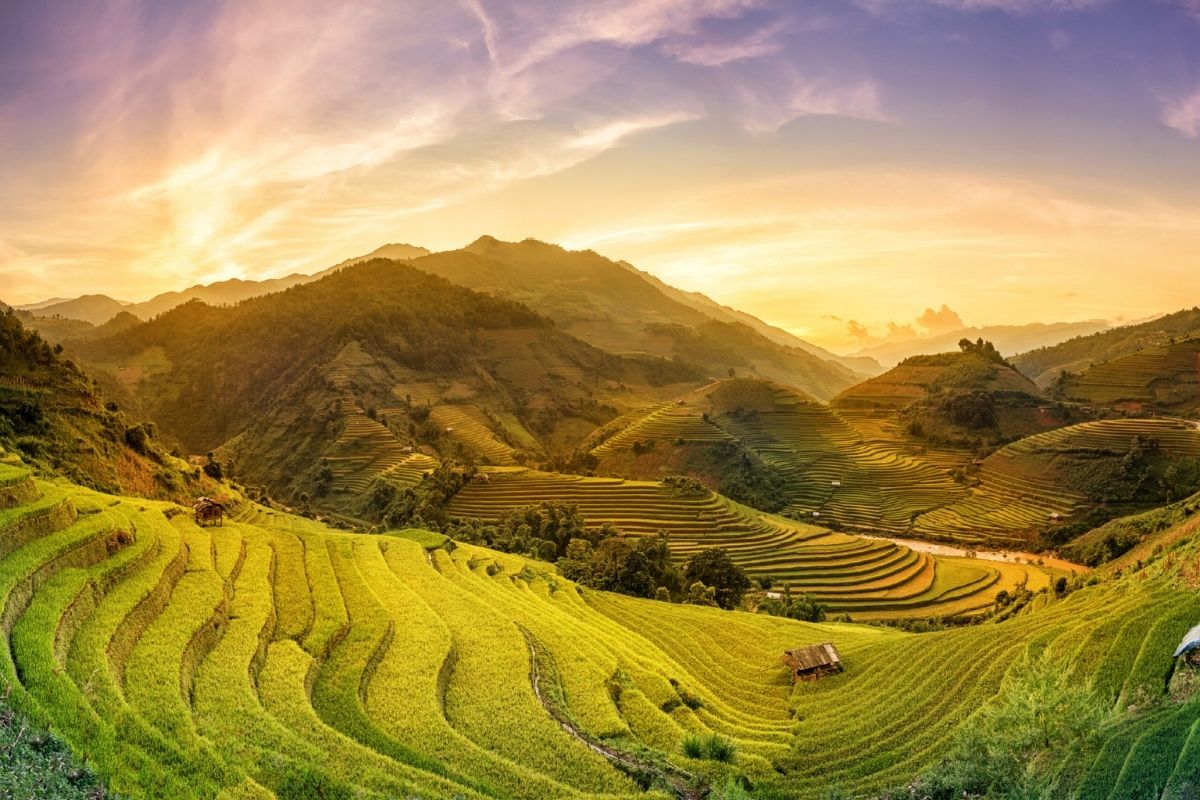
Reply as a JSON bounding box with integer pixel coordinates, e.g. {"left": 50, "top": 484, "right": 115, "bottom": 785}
{"left": 684, "top": 548, "right": 750, "bottom": 610}
{"left": 685, "top": 581, "right": 717, "bottom": 606}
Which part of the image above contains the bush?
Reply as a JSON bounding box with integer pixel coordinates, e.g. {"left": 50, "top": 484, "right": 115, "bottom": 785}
{"left": 703, "top": 733, "right": 736, "bottom": 762}
{"left": 681, "top": 733, "right": 704, "bottom": 759}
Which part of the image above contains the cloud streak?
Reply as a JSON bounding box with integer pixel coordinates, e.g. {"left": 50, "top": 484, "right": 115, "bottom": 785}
{"left": 0, "top": 0, "right": 887, "bottom": 303}
{"left": 1162, "top": 90, "right": 1200, "bottom": 138}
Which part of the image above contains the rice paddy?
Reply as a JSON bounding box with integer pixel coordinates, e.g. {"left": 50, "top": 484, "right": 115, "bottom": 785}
{"left": 1, "top": 466, "right": 1197, "bottom": 800}
{"left": 446, "top": 468, "right": 1060, "bottom": 618}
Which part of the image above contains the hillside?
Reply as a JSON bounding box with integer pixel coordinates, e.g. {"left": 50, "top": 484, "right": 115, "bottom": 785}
{"left": 0, "top": 310, "right": 214, "bottom": 501}
{"left": 615, "top": 260, "right": 883, "bottom": 376}
{"left": 445, "top": 466, "right": 1062, "bottom": 619}
{"left": 912, "top": 418, "right": 1200, "bottom": 546}
{"left": 410, "top": 237, "right": 865, "bottom": 400}
{"left": 1, "top": 468, "right": 1197, "bottom": 799}
{"left": 850, "top": 319, "right": 1109, "bottom": 368}
{"left": 66, "top": 260, "right": 705, "bottom": 511}
{"left": 1054, "top": 338, "right": 1200, "bottom": 414}
{"left": 581, "top": 378, "right": 970, "bottom": 533}
{"left": 1013, "top": 306, "right": 1200, "bottom": 387}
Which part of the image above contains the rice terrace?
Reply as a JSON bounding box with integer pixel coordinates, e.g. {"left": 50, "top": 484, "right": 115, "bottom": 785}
{"left": 3, "top": 2, "right": 1200, "bottom": 799}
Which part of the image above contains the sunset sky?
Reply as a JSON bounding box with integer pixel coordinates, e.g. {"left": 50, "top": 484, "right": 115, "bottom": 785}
{"left": 1, "top": 0, "right": 1198, "bottom": 350}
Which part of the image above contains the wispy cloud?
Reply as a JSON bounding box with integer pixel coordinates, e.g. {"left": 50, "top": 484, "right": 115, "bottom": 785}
{"left": 859, "top": 0, "right": 1104, "bottom": 13}
{"left": 1161, "top": 90, "right": 1200, "bottom": 138}
{"left": 0, "top": 0, "right": 890, "bottom": 302}
{"left": 1164, "top": 0, "right": 1200, "bottom": 22}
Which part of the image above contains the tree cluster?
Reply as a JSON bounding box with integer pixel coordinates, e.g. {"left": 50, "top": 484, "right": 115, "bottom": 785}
{"left": 957, "top": 337, "right": 1008, "bottom": 365}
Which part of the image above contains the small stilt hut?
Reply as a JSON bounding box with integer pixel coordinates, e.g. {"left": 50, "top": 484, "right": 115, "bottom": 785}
{"left": 783, "top": 642, "right": 843, "bottom": 682}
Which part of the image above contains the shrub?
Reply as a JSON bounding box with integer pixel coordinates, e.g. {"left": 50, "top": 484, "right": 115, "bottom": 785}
{"left": 703, "top": 733, "right": 736, "bottom": 762}
{"left": 681, "top": 733, "right": 704, "bottom": 759}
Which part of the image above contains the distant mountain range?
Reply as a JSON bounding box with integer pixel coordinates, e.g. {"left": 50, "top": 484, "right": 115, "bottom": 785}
{"left": 849, "top": 320, "right": 1110, "bottom": 368}
{"left": 17, "top": 236, "right": 871, "bottom": 400}
{"left": 16, "top": 242, "right": 431, "bottom": 324}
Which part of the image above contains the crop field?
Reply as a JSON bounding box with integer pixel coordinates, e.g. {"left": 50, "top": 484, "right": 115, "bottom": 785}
{"left": 446, "top": 469, "right": 1056, "bottom": 617}
{"left": 707, "top": 386, "right": 967, "bottom": 533}
{"left": 913, "top": 419, "right": 1200, "bottom": 543}
{"left": 1062, "top": 339, "right": 1200, "bottom": 408}
{"left": 0, "top": 466, "right": 1197, "bottom": 800}
{"left": 429, "top": 404, "right": 518, "bottom": 465}
{"left": 591, "top": 403, "right": 735, "bottom": 457}
{"left": 323, "top": 399, "right": 422, "bottom": 494}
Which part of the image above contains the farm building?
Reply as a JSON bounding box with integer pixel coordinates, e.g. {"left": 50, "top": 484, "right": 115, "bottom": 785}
{"left": 1175, "top": 624, "right": 1200, "bottom": 663}
{"left": 193, "top": 497, "right": 227, "bottom": 527}
{"left": 783, "top": 643, "right": 843, "bottom": 682}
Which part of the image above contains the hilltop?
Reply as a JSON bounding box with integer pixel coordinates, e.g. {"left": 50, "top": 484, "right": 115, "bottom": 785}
{"left": 829, "top": 340, "right": 1068, "bottom": 454}
{"left": 849, "top": 319, "right": 1109, "bottom": 368}
{"left": 1013, "top": 306, "right": 1200, "bottom": 387}
{"left": 406, "top": 237, "right": 866, "bottom": 400}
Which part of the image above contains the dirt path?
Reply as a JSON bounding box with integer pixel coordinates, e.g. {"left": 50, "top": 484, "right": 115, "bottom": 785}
{"left": 858, "top": 534, "right": 1089, "bottom": 573}
{"left": 523, "top": 633, "right": 706, "bottom": 800}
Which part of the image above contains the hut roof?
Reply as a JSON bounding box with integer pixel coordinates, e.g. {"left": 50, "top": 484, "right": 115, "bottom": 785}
{"left": 783, "top": 642, "right": 841, "bottom": 672}
{"left": 1175, "top": 624, "right": 1200, "bottom": 658}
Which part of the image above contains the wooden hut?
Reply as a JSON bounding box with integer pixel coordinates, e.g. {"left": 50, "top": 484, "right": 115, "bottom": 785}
{"left": 193, "top": 497, "right": 227, "bottom": 527}
{"left": 783, "top": 643, "right": 843, "bottom": 682}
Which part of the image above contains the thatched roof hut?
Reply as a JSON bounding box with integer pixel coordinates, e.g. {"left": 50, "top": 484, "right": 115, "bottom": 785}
{"left": 783, "top": 642, "right": 843, "bottom": 682}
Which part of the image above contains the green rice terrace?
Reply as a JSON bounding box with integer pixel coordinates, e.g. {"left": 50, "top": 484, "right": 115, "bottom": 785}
{"left": 1058, "top": 338, "right": 1200, "bottom": 411}
{"left": 447, "top": 469, "right": 1064, "bottom": 619}
{"left": 912, "top": 418, "right": 1200, "bottom": 543}
{"left": 1, "top": 456, "right": 1199, "bottom": 800}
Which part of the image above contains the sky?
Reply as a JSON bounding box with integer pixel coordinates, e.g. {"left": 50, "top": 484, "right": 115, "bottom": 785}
{"left": 1, "top": 0, "right": 1198, "bottom": 351}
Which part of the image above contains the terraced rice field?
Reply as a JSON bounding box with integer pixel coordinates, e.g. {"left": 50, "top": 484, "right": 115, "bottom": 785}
{"left": 429, "top": 404, "right": 517, "bottom": 465}
{"left": 914, "top": 418, "right": 1200, "bottom": 543}
{"left": 1, "top": 463, "right": 1197, "bottom": 800}
{"left": 592, "top": 403, "right": 734, "bottom": 457}
{"left": 446, "top": 469, "right": 1056, "bottom": 617}
{"left": 1062, "top": 339, "right": 1200, "bottom": 408}
{"left": 324, "top": 400, "right": 423, "bottom": 494}
{"left": 710, "top": 387, "right": 966, "bottom": 533}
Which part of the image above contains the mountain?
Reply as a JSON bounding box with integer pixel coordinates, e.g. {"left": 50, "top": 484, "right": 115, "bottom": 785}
{"left": 21, "top": 294, "right": 129, "bottom": 325}
{"left": 67, "top": 259, "right": 705, "bottom": 511}
{"left": 831, "top": 344, "right": 1043, "bottom": 410}
{"left": 850, "top": 320, "right": 1109, "bottom": 368}
{"left": 20, "top": 242, "right": 433, "bottom": 325}
{"left": 616, "top": 259, "right": 884, "bottom": 375}
{"left": 408, "top": 236, "right": 866, "bottom": 399}
{"left": 830, "top": 341, "right": 1073, "bottom": 455}
{"left": 1012, "top": 306, "right": 1200, "bottom": 387}
{"left": 22, "top": 237, "right": 861, "bottom": 400}
{"left": 14, "top": 296, "right": 79, "bottom": 310}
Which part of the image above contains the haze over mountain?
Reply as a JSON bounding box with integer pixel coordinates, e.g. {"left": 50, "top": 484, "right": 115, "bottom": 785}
{"left": 17, "top": 243, "right": 432, "bottom": 325}
{"left": 847, "top": 316, "right": 1110, "bottom": 368}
